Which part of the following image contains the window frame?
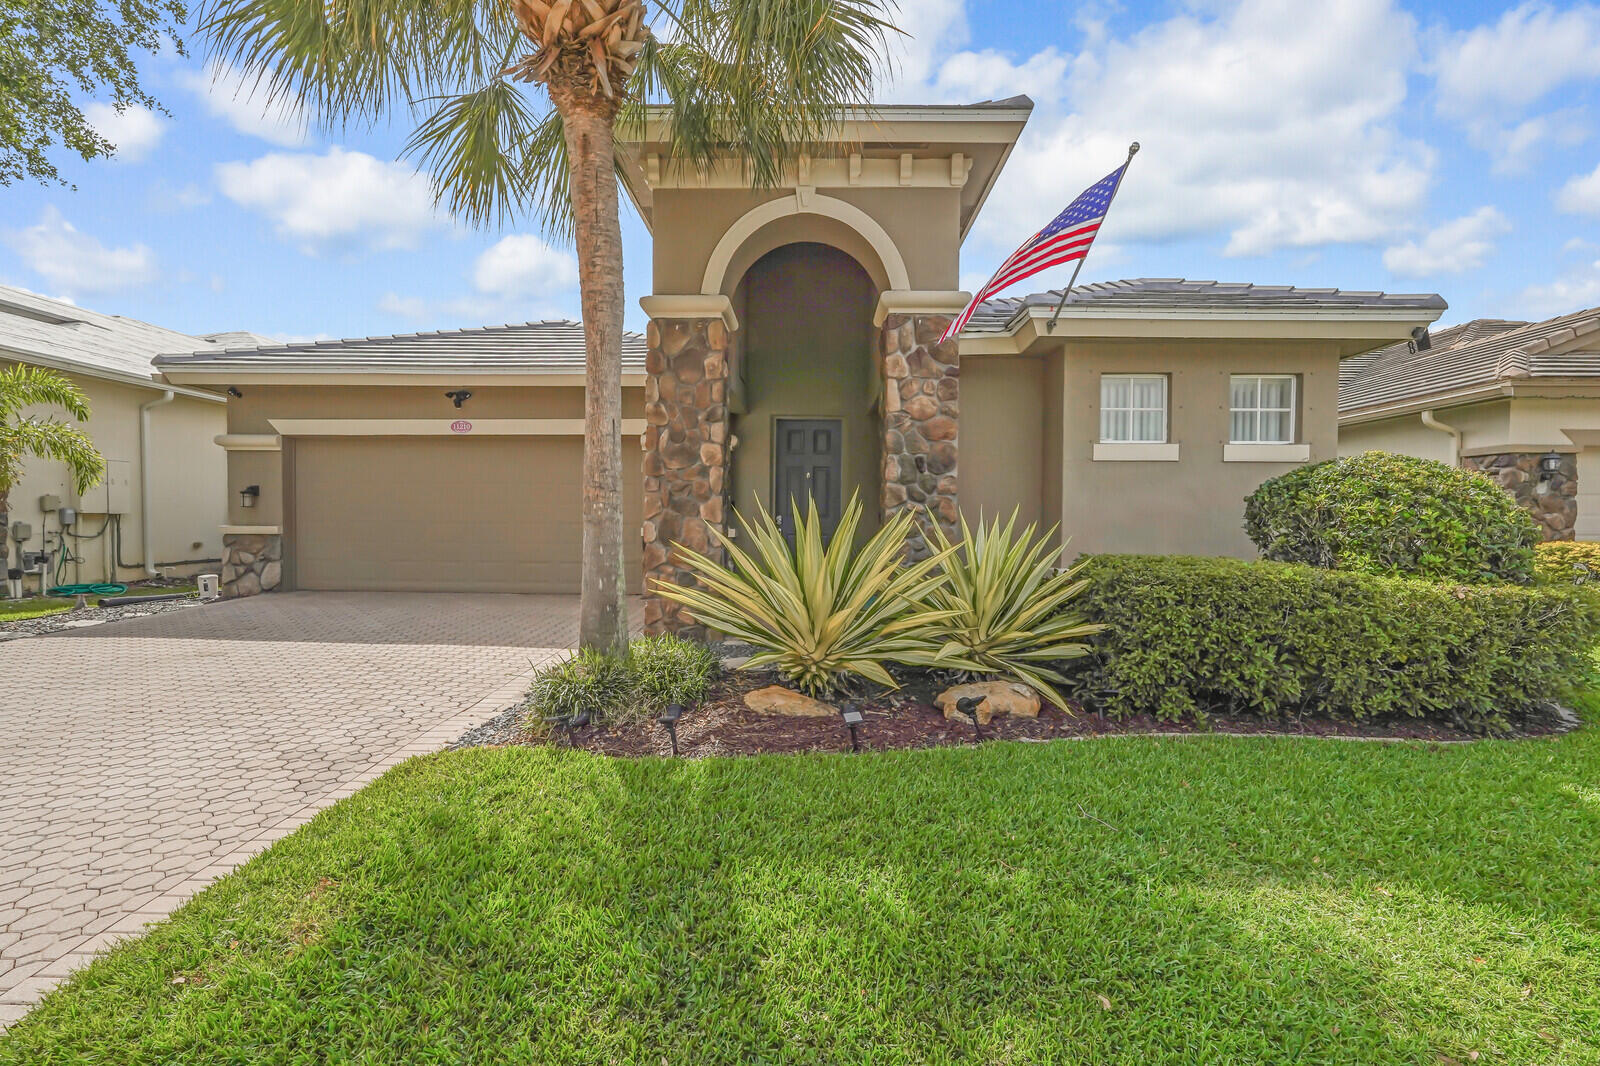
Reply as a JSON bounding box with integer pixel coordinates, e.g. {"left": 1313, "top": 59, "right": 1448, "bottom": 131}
{"left": 1228, "top": 374, "right": 1297, "bottom": 445}
{"left": 1099, "top": 373, "right": 1169, "bottom": 444}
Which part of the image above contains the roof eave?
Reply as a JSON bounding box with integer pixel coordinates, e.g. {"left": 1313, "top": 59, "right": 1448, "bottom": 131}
{"left": 4, "top": 344, "right": 226, "bottom": 403}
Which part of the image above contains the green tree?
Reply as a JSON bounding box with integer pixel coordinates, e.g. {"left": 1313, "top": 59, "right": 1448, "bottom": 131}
{"left": 0, "top": 0, "right": 188, "bottom": 184}
{"left": 0, "top": 365, "right": 105, "bottom": 578}
{"left": 200, "top": 0, "right": 897, "bottom": 654}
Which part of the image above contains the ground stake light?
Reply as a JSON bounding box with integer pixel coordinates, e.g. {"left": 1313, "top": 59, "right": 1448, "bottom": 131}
{"left": 658, "top": 703, "right": 686, "bottom": 756}
{"left": 840, "top": 701, "right": 864, "bottom": 752}
{"left": 955, "top": 695, "right": 986, "bottom": 742}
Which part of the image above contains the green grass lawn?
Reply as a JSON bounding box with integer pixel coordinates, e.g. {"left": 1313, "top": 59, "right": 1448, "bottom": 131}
{"left": 0, "top": 597, "right": 73, "bottom": 622}
{"left": 6, "top": 705, "right": 1600, "bottom": 1064}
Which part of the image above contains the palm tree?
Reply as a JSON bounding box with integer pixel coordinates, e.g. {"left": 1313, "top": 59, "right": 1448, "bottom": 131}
{"left": 201, "top": 0, "right": 898, "bottom": 654}
{"left": 0, "top": 366, "right": 105, "bottom": 579}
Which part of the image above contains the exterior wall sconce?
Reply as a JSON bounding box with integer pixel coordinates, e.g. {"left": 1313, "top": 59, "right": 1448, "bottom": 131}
{"left": 658, "top": 702, "right": 686, "bottom": 755}
{"left": 840, "top": 701, "right": 864, "bottom": 752}
{"left": 239, "top": 485, "right": 260, "bottom": 509}
{"left": 1540, "top": 451, "right": 1564, "bottom": 474}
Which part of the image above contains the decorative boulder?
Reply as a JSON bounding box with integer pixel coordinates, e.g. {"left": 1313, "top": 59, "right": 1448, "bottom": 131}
{"left": 744, "top": 685, "right": 836, "bottom": 718}
{"left": 935, "top": 681, "right": 1042, "bottom": 726}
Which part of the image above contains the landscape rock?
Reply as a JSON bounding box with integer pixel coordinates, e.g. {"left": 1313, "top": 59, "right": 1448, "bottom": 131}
{"left": 935, "top": 681, "right": 1042, "bottom": 725}
{"left": 744, "top": 685, "right": 836, "bottom": 718}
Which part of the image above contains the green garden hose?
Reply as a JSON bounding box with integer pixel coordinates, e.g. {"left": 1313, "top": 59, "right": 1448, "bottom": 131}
{"left": 48, "top": 582, "right": 128, "bottom": 598}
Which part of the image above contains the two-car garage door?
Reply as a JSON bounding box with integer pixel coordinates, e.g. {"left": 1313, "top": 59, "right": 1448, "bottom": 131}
{"left": 291, "top": 436, "right": 641, "bottom": 594}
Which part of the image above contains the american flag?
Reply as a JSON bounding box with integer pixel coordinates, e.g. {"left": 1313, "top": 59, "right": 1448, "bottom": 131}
{"left": 940, "top": 161, "right": 1130, "bottom": 343}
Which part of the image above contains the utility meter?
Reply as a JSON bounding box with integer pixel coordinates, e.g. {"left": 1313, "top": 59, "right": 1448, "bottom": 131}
{"left": 8, "top": 521, "right": 30, "bottom": 542}
{"left": 58, "top": 507, "right": 77, "bottom": 527}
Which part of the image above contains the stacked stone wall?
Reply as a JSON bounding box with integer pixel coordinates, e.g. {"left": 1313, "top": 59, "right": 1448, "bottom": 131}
{"left": 879, "top": 312, "right": 959, "bottom": 558}
{"left": 1461, "top": 452, "right": 1577, "bottom": 541}
{"left": 221, "top": 533, "right": 282, "bottom": 598}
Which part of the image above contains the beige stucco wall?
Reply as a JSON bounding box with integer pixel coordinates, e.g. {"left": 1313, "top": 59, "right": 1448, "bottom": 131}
{"left": 1338, "top": 400, "right": 1510, "bottom": 462}
{"left": 223, "top": 384, "right": 645, "bottom": 527}
{"left": 1052, "top": 339, "right": 1341, "bottom": 558}
{"left": 961, "top": 355, "right": 1048, "bottom": 530}
{"left": 651, "top": 185, "right": 961, "bottom": 295}
{"left": 3, "top": 362, "right": 226, "bottom": 585}
{"left": 727, "top": 243, "right": 879, "bottom": 534}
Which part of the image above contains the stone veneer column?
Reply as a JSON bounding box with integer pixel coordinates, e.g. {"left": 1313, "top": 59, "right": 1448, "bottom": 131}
{"left": 1461, "top": 452, "right": 1578, "bottom": 541}
{"left": 878, "top": 302, "right": 964, "bottom": 560}
{"left": 221, "top": 532, "right": 283, "bottom": 598}
{"left": 640, "top": 303, "right": 734, "bottom": 639}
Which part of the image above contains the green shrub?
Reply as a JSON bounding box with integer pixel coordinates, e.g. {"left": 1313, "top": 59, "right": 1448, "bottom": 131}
{"left": 527, "top": 647, "right": 632, "bottom": 722}
{"left": 919, "top": 510, "right": 1103, "bottom": 708}
{"left": 1244, "top": 451, "right": 1540, "bottom": 584}
{"left": 628, "top": 634, "right": 720, "bottom": 713}
{"left": 1535, "top": 541, "right": 1600, "bottom": 586}
{"left": 654, "top": 492, "right": 959, "bottom": 696}
{"left": 1072, "top": 554, "right": 1600, "bottom": 733}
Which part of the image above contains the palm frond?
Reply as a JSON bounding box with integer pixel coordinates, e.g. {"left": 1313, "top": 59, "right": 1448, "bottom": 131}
{"left": 0, "top": 419, "right": 105, "bottom": 495}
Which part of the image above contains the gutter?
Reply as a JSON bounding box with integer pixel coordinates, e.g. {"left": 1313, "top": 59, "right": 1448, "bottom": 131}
{"left": 1420, "top": 409, "right": 1462, "bottom": 466}
{"left": 0, "top": 345, "right": 227, "bottom": 403}
{"left": 138, "top": 390, "right": 175, "bottom": 576}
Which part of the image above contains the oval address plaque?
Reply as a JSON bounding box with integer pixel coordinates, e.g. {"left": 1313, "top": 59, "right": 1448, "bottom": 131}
{"left": 450, "top": 420, "right": 473, "bottom": 433}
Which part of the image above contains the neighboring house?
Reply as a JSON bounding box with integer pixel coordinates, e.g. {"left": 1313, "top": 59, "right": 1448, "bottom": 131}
{"left": 154, "top": 98, "right": 1445, "bottom": 632}
{"left": 0, "top": 285, "right": 262, "bottom": 590}
{"left": 1339, "top": 307, "right": 1600, "bottom": 540}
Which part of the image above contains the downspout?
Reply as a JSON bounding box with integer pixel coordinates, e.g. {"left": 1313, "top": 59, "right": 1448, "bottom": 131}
{"left": 138, "top": 390, "right": 176, "bottom": 576}
{"left": 1420, "top": 409, "right": 1461, "bottom": 466}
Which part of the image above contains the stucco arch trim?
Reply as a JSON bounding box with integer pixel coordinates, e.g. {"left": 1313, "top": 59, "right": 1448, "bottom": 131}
{"left": 700, "top": 192, "right": 912, "bottom": 296}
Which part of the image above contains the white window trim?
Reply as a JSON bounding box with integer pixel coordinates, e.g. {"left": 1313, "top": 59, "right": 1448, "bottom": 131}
{"left": 1222, "top": 443, "right": 1311, "bottom": 463}
{"left": 1094, "top": 442, "right": 1181, "bottom": 462}
{"left": 1229, "top": 374, "right": 1297, "bottom": 445}
{"left": 1099, "top": 373, "right": 1169, "bottom": 444}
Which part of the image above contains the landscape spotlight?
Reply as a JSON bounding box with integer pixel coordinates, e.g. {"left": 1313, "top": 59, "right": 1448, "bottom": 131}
{"left": 658, "top": 702, "right": 686, "bottom": 756}
{"left": 840, "top": 701, "right": 864, "bottom": 752}
{"left": 955, "top": 695, "right": 986, "bottom": 742}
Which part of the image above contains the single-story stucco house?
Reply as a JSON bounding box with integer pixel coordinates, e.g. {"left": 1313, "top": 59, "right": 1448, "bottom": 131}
{"left": 153, "top": 98, "right": 1446, "bottom": 632}
{"left": 0, "top": 285, "right": 263, "bottom": 591}
{"left": 1339, "top": 306, "right": 1600, "bottom": 541}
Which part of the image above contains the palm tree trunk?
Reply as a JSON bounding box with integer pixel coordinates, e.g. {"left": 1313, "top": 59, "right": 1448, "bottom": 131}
{"left": 0, "top": 486, "right": 9, "bottom": 582}
{"left": 551, "top": 86, "right": 628, "bottom": 656}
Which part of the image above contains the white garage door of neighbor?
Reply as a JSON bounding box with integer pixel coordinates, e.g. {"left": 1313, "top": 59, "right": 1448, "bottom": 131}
{"left": 1578, "top": 447, "right": 1600, "bottom": 542}
{"left": 291, "top": 435, "right": 642, "bottom": 594}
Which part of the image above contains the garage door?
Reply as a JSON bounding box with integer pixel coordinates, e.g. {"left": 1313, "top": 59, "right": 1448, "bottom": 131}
{"left": 291, "top": 436, "right": 642, "bottom": 593}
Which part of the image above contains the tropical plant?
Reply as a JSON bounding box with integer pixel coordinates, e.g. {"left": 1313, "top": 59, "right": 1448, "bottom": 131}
{"left": 526, "top": 646, "right": 631, "bottom": 723}
{"left": 1244, "top": 451, "right": 1540, "bottom": 584}
{"left": 628, "top": 632, "right": 719, "bottom": 714}
{"left": 0, "top": 365, "right": 105, "bottom": 573}
{"left": 201, "top": 0, "right": 899, "bottom": 656}
{"left": 655, "top": 493, "right": 959, "bottom": 696}
{"left": 1, "top": 0, "right": 187, "bottom": 184}
{"left": 917, "top": 511, "right": 1103, "bottom": 709}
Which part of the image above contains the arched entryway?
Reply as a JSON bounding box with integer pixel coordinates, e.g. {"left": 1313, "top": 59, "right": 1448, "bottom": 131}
{"left": 727, "top": 242, "right": 879, "bottom": 544}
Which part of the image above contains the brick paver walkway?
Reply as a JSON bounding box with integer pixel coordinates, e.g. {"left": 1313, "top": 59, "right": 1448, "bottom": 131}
{"left": 0, "top": 591, "right": 627, "bottom": 1028}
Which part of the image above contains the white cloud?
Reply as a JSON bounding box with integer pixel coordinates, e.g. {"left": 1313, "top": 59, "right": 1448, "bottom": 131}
{"left": 180, "top": 61, "right": 309, "bottom": 147}
{"left": 1521, "top": 260, "right": 1600, "bottom": 316}
{"left": 216, "top": 147, "right": 447, "bottom": 253}
{"left": 3, "top": 207, "right": 157, "bottom": 294}
{"left": 1558, "top": 159, "right": 1600, "bottom": 216}
{"left": 1382, "top": 206, "right": 1509, "bottom": 277}
{"left": 939, "top": 0, "right": 1428, "bottom": 265}
{"left": 85, "top": 103, "right": 164, "bottom": 163}
{"left": 472, "top": 234, "right": 578, "bottom": 297}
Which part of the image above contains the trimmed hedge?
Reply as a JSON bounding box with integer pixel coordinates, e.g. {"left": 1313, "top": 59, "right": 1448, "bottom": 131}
{"left": 1535, "top": 541, "right": 1600, "bottom": 586}
{"left": 1244, "top": 451, "right": 1540, "bottom": 584}
{"left": 1072, "top": 554, "right": 1600, "bottom": 732}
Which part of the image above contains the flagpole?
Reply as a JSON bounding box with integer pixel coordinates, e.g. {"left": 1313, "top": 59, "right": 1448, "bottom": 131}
{"left": 1047, "top": 141, "right": 1139, "bottom": 334}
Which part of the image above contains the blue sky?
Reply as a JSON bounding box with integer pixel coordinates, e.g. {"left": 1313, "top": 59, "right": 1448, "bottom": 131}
{"left": 7, "top": 0, "right": 1600, "bottom": 341}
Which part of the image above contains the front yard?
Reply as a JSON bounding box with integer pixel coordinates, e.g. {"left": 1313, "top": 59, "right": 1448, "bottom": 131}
{"left": 6, "top": 696, "right": 1599, "bottom": 1064}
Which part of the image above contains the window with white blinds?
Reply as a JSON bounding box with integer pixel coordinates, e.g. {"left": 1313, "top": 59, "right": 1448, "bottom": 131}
{"left": 1100, "top": 375, "right": 1167, "bottom": 443}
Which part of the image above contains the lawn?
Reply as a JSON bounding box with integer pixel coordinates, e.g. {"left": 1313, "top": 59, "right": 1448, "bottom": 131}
{"left": 5, "top": 706, "right": 1600, "bottom": 1063}
{"left": 0, "top": 597, "right": 73, "bottom": 622}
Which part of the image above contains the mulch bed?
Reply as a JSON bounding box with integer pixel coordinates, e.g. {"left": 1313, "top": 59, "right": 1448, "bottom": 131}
{"left": 484, "top": 668, "right": 1576, "bottom": 759}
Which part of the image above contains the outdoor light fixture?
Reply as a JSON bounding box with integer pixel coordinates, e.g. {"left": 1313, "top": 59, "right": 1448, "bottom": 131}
{"left": 955, "top": 695, "right": 986, "bottom": 742}
{"left": 658, "top": 702, "right": 686, "bottom": 756}
{"left": 445, "top": 389, "right": 473, "bottom": 408}
{"left": 840, "top": 701, "right": 864, "bottom": 752}
{"left": 1540, "top": 451, "right": 1564, "bottom": 474}
{"left": 239, "top": 485, "right": 260, "bottom": 509}
{"left": 226, "top": 386, "right": 243, "bottom": 398}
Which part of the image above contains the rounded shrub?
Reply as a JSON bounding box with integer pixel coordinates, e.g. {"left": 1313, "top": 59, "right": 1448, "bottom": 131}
{"left": 1535, "top": 541, "right": 1600, "bottom": 586}
{"left": 1244, "top": 451, "right": 1540, "bottom": 584}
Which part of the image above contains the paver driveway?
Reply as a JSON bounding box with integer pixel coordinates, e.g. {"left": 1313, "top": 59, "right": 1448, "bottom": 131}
{"left": 0, "top": 591, "right": 623, "bottom": 1026}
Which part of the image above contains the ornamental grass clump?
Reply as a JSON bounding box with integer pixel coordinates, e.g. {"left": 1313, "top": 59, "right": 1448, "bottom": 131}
{"left": 627, "top": 633, "right": 720, "bottom": 714}
{"left": 919, "top": 511, "right": 1104, "bottom": 709}
{"left": 526, "top": 647, "right": 631, "bottom": 724}
{"left": 653, "top": 492, "right": 961, "bottom": 696}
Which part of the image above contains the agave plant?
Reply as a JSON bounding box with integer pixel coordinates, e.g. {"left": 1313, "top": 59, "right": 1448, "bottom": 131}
{"left": 919, "top": 511, "right": 1105, "bottom": 709}
{"left": 654, "top": 493, "right": 962, "bottom": 696}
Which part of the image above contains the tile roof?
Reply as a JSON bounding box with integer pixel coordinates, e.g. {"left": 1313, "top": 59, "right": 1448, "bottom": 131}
{"left": 0, "top": 284, "right": 257, "bottom": 385}
{"left": 964, "top": 278, "right": 1447, "bottom": 334}
{"left": 154, "top": 320, "right": 647, "bottom": 374}
{"left": 1338, "top": 306, "right": 1600, "bottom": 415}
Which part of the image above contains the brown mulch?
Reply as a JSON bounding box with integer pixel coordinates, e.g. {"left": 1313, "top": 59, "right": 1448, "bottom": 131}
{"left": 512, "top": 668, "right": 1573, "bottom": 759}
